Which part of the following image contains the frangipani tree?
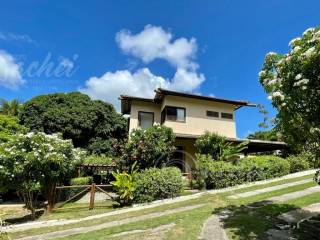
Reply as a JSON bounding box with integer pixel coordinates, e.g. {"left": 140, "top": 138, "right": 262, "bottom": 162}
{"left": 0, "top": 132, "right": 84, "bottom": 218}
{"left": 259, "top": 27, "right": 320, "bottom": 162}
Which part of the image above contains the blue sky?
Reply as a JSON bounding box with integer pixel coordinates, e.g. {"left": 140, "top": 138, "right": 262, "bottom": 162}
{"left": 0, "top": 0, "right": 320, "bottom": 138}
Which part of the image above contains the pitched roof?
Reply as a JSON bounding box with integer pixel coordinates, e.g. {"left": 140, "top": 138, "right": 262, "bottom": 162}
{"left": 119, "top": 88, "right": 256, "bottom": 114}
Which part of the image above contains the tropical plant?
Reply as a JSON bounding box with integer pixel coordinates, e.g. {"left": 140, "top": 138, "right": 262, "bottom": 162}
{"left": 0, "top": 99, "right": 21, "bottom": 116}
{"left": 219, "top": 141, "right": 248, "bottom": 163}
{"left": 122, "top": 125, "right": 176, "bottom": 169}
{"left": 111, "top": 163, "right": 137, "bottom": 206}
{"left": 19, "top": 92, "right": 127, "bottom": 156}
{"left": 0, "top": 132, "right": 84, "bottom": 218}
{"left": 259, "top": 27, "right": 320, "bottom": 158}
{"left": 0, "top": 114, "right": 27, "bottom": 143}
{"left": 195, "top": 132, "right": 248, "bottom": 162}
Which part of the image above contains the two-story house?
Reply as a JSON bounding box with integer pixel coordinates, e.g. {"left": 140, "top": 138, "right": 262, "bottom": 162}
{"left": 120, "top": 88, "right": 286, "bottom": 172}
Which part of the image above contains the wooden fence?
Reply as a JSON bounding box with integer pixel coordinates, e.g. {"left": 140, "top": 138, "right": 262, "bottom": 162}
{"left": 54, "top": 184, "right": 113, "bottom": 210}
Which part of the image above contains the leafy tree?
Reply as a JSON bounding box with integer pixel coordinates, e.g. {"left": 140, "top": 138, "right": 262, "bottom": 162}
{"left": 195, "top": 132, "right": 248, "bottom": 162}
{"left": 0, "top": 99, "right": 21, "bottom": 116}
{"left": 0, "top": 132, "right": 83, "bottom": 218}
{"left": 122, "top": 125, "right": 176, "bottom": 169}
{"left": 247, "top": 129, "right": 280, "bottom": 141}
{"left": 19, "top": 92, "right": 127, "bottom": 156}
{"left": 259, "top": 27, "right": 320, "bottom": 158}
{"left": 0, "top": 114, "right": 27, "bottom": 142}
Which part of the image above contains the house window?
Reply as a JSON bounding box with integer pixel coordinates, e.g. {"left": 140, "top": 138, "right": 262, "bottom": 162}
{"left": 138, "top": 111, "right": 154, "bottom": 129}
{"left": 221, "top": 112, "right": 233, "bottom": 119}
{"left": 206, "top": 111, "right": 219, "bottom": 118}
{"left": 161, "top": 106, "right": 186, "bottom": 122}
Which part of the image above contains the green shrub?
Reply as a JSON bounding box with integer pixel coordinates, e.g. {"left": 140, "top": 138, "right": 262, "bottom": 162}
{"left": 195, "top": 132, "right": 248, "bottom": 162}
{"left": 83, "top": 155, "right": 113, "bottom": 165}
{"left": 70, "top": 176, "right": 93, "bottom": 185}
{"left": 286, "top": 155, "right": 310, "bottom": 173}
{"left": 195, "top": 132, "right": 225, "bottom": 159}
{"left": 123, "top": 125, "right": 176, "bottom": 169}
{"left": 133, "top": 167, "right": 183, "bottom": 203}
{"left": 204, "top": 155, "right": 290, "bottom": 189}
{"left": 297, "top": 151, "right": 319, "bottom": 169}
{"left": 192, "top": 154, "right": 212, "bottom": 189}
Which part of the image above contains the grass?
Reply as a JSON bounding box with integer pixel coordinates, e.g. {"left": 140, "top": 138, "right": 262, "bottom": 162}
{"left": 40, "top": 201, "right": 117, "bottom": 220}
{"left": 5, "top": 173, "right": 320, "bottom": 240}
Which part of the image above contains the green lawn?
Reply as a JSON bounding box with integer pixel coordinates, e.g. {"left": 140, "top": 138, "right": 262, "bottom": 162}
{"left": 6, "top": 173, "right": 320, "bottom": 240}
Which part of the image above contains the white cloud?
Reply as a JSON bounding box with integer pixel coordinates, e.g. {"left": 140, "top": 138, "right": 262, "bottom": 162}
{"left": 82, "top": 25, "right": 205, "bottom": 110}
{"left": 0, "top": 32, "right": 34, "bottom": 44}
{"left": 116, "top": 25, "right": 197, "bottom": 70}
{"left": 0, "top": 50, "right": 24, "bottom": 89}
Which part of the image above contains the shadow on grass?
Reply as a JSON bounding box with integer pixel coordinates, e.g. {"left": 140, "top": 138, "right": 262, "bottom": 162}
{"left": 4, "top": 209, "right": 44, "bottom": 224}
{"left": 213, "top": 201, "right": 299, "bottom": 240}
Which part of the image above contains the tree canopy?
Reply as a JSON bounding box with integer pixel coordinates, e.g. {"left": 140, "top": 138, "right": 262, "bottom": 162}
{"left": 19, "top": 92, "right": 127, "bottom": 156}
{"left": 259, "top": 27, "right": 320, "bottom": 157}
{"left": 0, "top": 132, "right": 84, "bottom": 217}
{"left": 0, "top": 114, "right": 27, "bottom": 142}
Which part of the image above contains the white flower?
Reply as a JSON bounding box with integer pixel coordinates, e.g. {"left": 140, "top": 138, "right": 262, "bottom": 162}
{"left": 289, "top": 37, "right": 301, "bottom": 46}
{"left": 26, "top": 132, "right": 34, "bottom": 137}
{"left": 267, "top": 95, "right": 272, "bottom": 100}
{"left": 295, "top": 74, "right": 302, "bottom": 80}
{"left": 267, "top": 78, "right": 278, "bottom": 86}
{"left": 258, "top": 70, "right": 266, "bottom": 77}
{"left": 304, "top": 47, "right": 316, "bottom": 58}
{"left": 303, "top": 27, "right": 315, "bottom": 36}
{"left": 294, "top": 78, "right": 309, "bottom": 87}
{"left": 0, "top": 165, "right": 3, "bottom": 169}
{"left": 267, "top": 52, "right": 277, "bottom": 57}
{"left": 292, "top": 46, "right": 302, "bottom": 53}
{"left": 272, "top": 91, "right": 285, "bottom": 101}
{"left": 281, "top": 102, "right": 287, "bottom": 107}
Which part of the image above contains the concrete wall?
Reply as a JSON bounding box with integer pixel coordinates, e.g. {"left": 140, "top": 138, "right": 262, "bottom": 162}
{"left": 129, "top": 100, "right": 161, "bottom": 132}
{"left": 161, "top": 95, "right": 237, "bottom": 138}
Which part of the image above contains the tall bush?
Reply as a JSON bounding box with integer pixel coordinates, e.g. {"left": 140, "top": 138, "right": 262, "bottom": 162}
{"left": 0, "top": 132, "right": 83, "bottom": 218}
{"left": 133, "top": 167, "right": 183, "bottom": 203}
{"left": 123, "top": 125, "right": 176, "bottom": 169}
{"left": 195, "top": 132, "right": 247, "bottom": 162}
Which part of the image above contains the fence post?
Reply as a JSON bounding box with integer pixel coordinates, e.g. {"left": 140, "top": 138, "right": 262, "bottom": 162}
{"left": 89, "top": 183, "right": 96, "bottom": 210}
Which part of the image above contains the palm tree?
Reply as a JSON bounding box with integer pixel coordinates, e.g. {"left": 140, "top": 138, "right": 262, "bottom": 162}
{"left": 0, "top": 99, "right": 21, "bottom": 116}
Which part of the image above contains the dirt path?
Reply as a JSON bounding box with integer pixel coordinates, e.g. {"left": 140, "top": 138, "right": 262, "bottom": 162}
{"left": 198, "top": 214, "right": 229, "bottom": 240}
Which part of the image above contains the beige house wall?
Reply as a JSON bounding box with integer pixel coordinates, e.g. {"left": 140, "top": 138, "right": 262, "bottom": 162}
{"left": 129, "top": 100, "right": 161, "bottom": 132}
{"left": 174, "top": 138, "right": 197, "bottom": 172}
{"left": 161, "top": 95, "right": 237, "bottom": 138}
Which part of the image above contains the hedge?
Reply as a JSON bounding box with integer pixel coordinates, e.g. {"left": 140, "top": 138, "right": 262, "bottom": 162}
{"left": 70, "top": 176, "right": 93, "bottom": 185}
{"left": 133, "top": 167, "right": 183, "bottom": 203}
{"left": 204, "top": 155, "right": 290, "bottom": 189}
{"left": 286, "top": 155, "right": 310, "bottom": 173}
